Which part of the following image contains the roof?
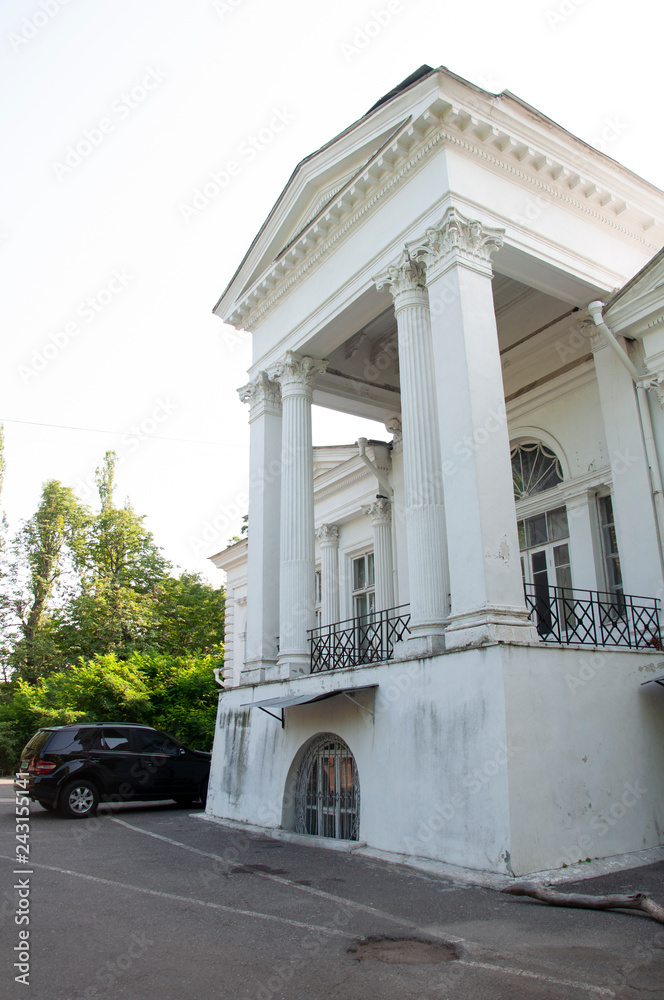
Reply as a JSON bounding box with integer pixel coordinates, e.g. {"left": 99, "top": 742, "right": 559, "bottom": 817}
{"left": 214, "top": 63, "right": 664, "bottom": 331}
{"left": 364, "top": 64, "right": 435, "bottom": 115}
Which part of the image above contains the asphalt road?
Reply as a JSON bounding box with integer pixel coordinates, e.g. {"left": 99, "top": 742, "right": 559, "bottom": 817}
{"left": 1, "top": 779, "right": 664, "bottom": 999}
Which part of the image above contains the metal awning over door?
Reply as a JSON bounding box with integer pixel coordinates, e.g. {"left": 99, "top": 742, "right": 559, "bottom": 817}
{"left": 241, "top": 685, "right": 377, "bottom": 726}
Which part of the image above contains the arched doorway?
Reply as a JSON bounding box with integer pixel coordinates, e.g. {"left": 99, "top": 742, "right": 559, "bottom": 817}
{"left": 294, "top": 734, "right": 359, "bottom": 841}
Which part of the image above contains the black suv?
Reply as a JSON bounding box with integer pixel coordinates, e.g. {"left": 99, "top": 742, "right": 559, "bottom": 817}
{"left": 17, "top": 723, "right": 211, "bottom": 818}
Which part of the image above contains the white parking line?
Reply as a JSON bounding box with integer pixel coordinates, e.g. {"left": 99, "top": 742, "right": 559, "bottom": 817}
{"left": 457, "top": 960, "right": 615, "bottom": 997}
{"left": 111, "top": 817, "right": 431, "bottom": 930}
{"left": 0, "top": 854, "right": 349, "bottom": 937}
{"left": 107, "top": 820, "right": 615, "bottom": 997}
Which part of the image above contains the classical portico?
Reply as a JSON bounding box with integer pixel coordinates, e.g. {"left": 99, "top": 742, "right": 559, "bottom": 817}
{"left": 210, "top": 65, "right": 664, "bottom": 877}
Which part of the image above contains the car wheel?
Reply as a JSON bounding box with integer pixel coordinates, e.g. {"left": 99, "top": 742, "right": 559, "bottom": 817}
{"left": 199, "top": 777, "right": 209, "bottom": 807}
{"left": 59, "top": 779, "right": 99, "bottom": 819}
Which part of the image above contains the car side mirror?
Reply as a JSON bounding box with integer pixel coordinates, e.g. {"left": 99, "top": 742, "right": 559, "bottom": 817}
{"left": 179, "top": 748, "right": 185, "bottom": 755}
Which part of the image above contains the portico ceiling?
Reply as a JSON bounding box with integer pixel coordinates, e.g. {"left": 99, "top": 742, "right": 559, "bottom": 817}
{"left": 310, "top": 274, "right": 583, "bottom": 421}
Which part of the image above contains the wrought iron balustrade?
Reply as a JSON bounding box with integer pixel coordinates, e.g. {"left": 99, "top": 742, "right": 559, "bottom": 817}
{"left": 309, "top": 604, "right": 411, "bottom": 672}
{"left": 524, "top": 582, "right": 662, "bottom": 649}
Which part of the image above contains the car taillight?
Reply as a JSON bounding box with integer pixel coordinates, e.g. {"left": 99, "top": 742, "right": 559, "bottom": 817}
{"left": 34, "top": 759, "right": 56, "bottom": 774}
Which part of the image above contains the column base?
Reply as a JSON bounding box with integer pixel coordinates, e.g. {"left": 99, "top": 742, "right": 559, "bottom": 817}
{"left": 240, "top": 658, "right": 279, "bottom": 685}
{"left": 444, "top": 606, "right": 538, "bottom": 650}
{"left": 276, "top": 652, "right": 311, "bottom": 679}
{"left": 392, "top": 633, "right": 447, "bottom": 659}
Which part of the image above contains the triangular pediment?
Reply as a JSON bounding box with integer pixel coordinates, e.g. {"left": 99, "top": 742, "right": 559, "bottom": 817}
{"left": 604, "top": 247, "right": 664, "bottom": 334}
{"left": 233, "top": 120, "right": 410, "bottom": 302}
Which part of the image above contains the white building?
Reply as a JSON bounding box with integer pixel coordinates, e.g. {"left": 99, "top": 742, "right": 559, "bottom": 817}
{"left": 207, "top": 66, "right": 664, "bottom": 876}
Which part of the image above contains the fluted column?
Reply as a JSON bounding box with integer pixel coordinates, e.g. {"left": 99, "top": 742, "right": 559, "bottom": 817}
{"left": 374, "top": 253, "right": 449, "bottom": 651}
{"left": 237, "top": 373, "right": 282, "bottom": 683}
{"left": 315, "top": 524, "right": 339, "bottom": 626}
{"left": 269, "top": 352, "right": 327, "bottom": 676}
{"left": 362, "top": 498, "right": 394, "bottom": 611}
{"left": 411, "top": 207, "right": 536, "bottom": 647}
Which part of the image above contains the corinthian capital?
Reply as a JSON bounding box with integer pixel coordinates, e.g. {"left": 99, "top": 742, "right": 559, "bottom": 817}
{"left": 315, "top": 523, "right": 340, "bottom": 547}
{"left": 410, "top": 207, "right": 504, "bottom": 277}
{"left": 268, "top": 351, "right": 328, "bottom": 397}
{"left": 237, "top": 371, "right": 281, "bottom": 416}
{"left": 362, "top": 497, "right": 392, "bottom": 526}
{"left": 373, "top": 249, "right": 427, "bottom": 301}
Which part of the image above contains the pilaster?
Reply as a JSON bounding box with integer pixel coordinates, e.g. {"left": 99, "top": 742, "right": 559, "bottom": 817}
{"left": 315, "top": 524, "right": 340, "bottom": 626}
{"left": 362, "top": 497, "right": 395, "bottom": 612}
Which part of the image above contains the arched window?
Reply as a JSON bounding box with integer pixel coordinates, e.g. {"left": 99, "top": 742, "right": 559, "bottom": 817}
{"left": 294, "top": 734, "right": 359, "bottom": 841}
{"left": 511, "top": 441, "right": 563, "bottom": 501}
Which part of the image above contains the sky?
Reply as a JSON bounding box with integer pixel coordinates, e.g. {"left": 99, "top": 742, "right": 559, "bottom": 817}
{"left": 2, "top": 0, "right": 663, "bottom": 583}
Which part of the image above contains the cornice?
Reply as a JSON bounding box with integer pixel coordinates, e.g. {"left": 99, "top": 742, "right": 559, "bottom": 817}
{"left": 225, "top": 89, "right": 664, "bottom": 332}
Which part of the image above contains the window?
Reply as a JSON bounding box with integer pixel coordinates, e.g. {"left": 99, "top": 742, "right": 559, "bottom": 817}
{"left": 598, "top": 494, "right": 624, "bottom": 604}
{"left": 46, "top": 729, "right": 99, "bottom": 754}
{"left": 314, "top": 569, "right": 322, "bottom": 628}
{"left": 512, "top": 442, "right": 563, "bottom": 500}
{"left": 518, "top": 506, "right": 573, "bottom": 637}
{"left": 352, "top": 552, "right": 375, "bottom": 620}
{"left": 135, "top": 731, "right": 180, "bottom": 756}
{"left": 94, "top": 729, "right": 132, "bottom": 752}
{"left": 295, "top": 734, "right": 359, "bottom": 841}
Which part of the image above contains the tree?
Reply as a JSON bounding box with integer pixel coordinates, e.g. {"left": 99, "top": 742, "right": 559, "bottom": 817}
{"left": 9, "top": 481, "right": 86, "bottom": 681}
{"left": 52, "top": 451, "right": 171, "bottom": 667}
{"left": 0, "top": 651, "right": 220, "bottom": 757}
{"left": 151, "top": 573, "right": 225, "bottom": 656}
{"left": 81, "top": 451, "right": 170, "bottom": 591}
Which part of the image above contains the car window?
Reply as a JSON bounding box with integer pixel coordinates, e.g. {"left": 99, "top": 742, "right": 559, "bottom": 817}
{"left": 23, "top": 730, "right": 52, "bottom": 754}
{"left": 94, "top": 728, "right": 133, "bottom": 752}
{"left": 44, "top": 729, "right": 99, "bottom": 754}
{"left": 135, "top": 731, "right": 180, "bottom": 756}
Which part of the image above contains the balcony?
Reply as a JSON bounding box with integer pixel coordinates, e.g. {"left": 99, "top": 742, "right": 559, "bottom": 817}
{"left": 309, "top": 605, "right": 411, "bottom": 672}
{"left": 524, "top": 583, "right": 663, "bottom": 649}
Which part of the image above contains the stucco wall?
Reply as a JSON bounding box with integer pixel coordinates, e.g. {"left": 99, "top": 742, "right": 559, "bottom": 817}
{"left": 503, "top": 644, "right": 664, "bottom": 875}
{"left": 208, "top": 643, "right": 664, "bottom": 876}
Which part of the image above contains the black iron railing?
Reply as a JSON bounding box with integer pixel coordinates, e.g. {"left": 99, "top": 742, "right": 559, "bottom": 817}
{"left": 309, "top": 604, "right": 411, "bottom": 672}
{"left": 524, "top": 583, "right": 663, "bottom": 649}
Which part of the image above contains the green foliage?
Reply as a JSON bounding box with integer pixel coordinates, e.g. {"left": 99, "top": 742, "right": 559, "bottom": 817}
{"left": 0, "top": 651, "right": 219, "bottom": 770}
{"left": 129, "top": 652, "right": 220, "bottom": 749}
{"left": 0, "top": 719, "right": 20, "bottom": 775}
{"left": 152, "top": 573, "right": 225, "bottom": 656}
{"left": 10, "top": 480, "right": 86, "bottom": 681}
{"left": 82, "top": 452, "right": 170, "bottom": 593}
{"left": 0, "top": 447, "right": 224, "bottom": 770}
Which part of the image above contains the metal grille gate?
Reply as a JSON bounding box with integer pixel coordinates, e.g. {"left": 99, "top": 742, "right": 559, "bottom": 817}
{"left": 295, "top": 734, "right": 359, "bottom": 841}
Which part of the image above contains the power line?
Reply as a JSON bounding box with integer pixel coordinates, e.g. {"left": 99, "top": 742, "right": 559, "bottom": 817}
{"left": 0, "top": 416, "right": 228, "bottom": 447}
